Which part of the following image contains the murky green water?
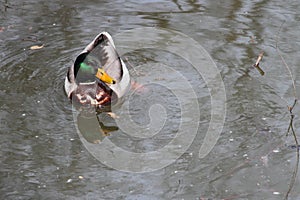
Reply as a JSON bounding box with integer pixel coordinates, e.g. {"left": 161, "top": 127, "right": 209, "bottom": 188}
{"left": 1, "top": 0, "right": 300, "bottom": 199}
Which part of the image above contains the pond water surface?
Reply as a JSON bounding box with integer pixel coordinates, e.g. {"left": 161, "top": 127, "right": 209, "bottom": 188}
{"left": 1, "top": 0, "right": 300, "bottom": 199}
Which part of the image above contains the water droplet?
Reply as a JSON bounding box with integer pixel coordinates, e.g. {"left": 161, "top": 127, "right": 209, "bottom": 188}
{"left": 273, "top": 149, "right": 280, "bottom": 153}
{"left": 66, "top": 179, "right": 72, "bottom": 183}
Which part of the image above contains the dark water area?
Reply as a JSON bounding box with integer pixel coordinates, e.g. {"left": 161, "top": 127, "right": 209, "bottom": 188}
{"left": 1, "top": 0, "right": 300, "bottom": 199}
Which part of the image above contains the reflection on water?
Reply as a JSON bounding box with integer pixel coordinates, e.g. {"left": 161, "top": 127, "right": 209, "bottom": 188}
{"left": 1, "top": 0, "right": 300, "bottom": 199}
{"left": 77, "top": 111, "right": 118, "bottom": 144}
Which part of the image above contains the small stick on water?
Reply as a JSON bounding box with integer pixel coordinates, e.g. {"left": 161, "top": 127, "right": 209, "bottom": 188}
{"left": 274, "top": 21, "right": 299, "bottom": 200}
{"left": 254, "top": 52, "right": 264, "bottom": 67}
{"left": 275, "top": 22, "right": 298, "bottom": 101}
{"left": 253, "top": 51, "right": 265, "bottom": 76}
{"left": 285, "top": 112, "right": 299, "bottom": 200}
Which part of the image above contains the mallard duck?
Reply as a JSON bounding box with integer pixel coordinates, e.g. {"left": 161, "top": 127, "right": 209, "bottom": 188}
{"left": 64, "top": 32, "right": 130, "bottom": 110}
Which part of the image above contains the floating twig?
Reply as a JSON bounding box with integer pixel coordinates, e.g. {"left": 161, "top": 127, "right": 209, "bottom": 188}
{"left": 274, "top": 21, "right": 299, "bottom": 200}
{"left": 275, "top": 21, "right": 298, "bottom": 101}
{"left": 253, "top": 51, "right": 265, "bottom": 76}
{"left": 285, "top": 112, "right": 299, "bottom": 200}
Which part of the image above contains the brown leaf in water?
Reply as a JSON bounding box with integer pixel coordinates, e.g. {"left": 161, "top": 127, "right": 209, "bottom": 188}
{"left": 30, "top": 44, "right": 44, "bottom": 50}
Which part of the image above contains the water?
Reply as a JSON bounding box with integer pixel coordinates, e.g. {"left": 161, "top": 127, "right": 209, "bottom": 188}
{"left": 1, "top": 0, "right": 300, "bottom": 199}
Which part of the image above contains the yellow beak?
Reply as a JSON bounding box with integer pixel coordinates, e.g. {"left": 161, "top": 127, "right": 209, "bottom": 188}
{"left": 95, "top": 68, "right": 116, "bottom": 84}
